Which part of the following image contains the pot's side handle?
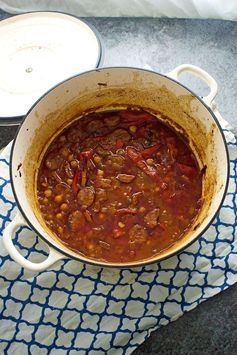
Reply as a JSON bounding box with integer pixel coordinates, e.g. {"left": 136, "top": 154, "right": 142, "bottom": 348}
{"left": 3, "top": 213, "right": 65, "bottom": 272}
{"left": 167, "top": 64, "right": 218, "bottom": 108}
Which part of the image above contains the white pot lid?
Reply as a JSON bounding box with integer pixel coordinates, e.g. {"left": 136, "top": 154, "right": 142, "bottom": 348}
{"left": 0, "top": 12, "right": 103, "bottom": 125}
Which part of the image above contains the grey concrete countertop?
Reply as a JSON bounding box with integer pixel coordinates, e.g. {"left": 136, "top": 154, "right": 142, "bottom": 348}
{"left": 0, "top": 10, "right": 237, "bottom": 354}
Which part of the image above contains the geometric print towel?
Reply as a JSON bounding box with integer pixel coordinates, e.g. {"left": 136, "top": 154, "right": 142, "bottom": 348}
{"left": 0, "top": 123, "right": 236, "bottom": 354}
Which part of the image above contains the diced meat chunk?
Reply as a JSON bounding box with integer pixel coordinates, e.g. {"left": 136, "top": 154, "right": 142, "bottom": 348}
{"left": 77, "top": 187, "right": 95, "bottom": 207}
{"left": 129, "top": 224, "right": 148, "bottom": 244}
{"left": 86, "top": 118, "right": 104, "bottom": 133}
{"left": 100, "top": 129, "right": 131, "bottom": 150}
{"left": 67, "top": 125, "right": 84, "bottom": 142}
{"left": 131, "top": 191, "right": 143, "bottom": 206}
{"left": 144, "top": 208, "right": 160, "bottom": 228}
{"left": 95, "top": 178, "right": 112, "bottom": 189}
{"left": 104, "top": 115, "right": 120, "bottom": 127}
{"left": 45, "top": 152, "right": 61, "bottom": 170}
{"left": 96, "top": 188, "right": 108, "bottom": 202}
{"left": 68, "top": 210, "right": 85, "bottom": 231}
{"left": 116, "top": 174, "right": 135, "bottom": 183}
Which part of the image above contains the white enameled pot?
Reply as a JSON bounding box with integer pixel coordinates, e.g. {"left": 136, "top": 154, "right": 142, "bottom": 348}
{"left": 3, "top": 65, "right": 229, "bottom": 271}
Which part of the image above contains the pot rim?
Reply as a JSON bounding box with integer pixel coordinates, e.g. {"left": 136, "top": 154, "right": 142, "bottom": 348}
{"left": 9, "top": 66, "right": 230, "bottom": 268}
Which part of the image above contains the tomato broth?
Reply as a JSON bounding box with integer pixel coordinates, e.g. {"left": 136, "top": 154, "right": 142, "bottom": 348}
{"left": 37, "top": 109, "right": 202, "bottom": 262}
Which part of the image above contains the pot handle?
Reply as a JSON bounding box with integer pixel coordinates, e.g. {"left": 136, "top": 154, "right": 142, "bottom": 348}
{"left": 167, "top": 64, "right": 218, "bottom": 108}
{"left": 3, "top": 212, "right": 65, "bottom": 272}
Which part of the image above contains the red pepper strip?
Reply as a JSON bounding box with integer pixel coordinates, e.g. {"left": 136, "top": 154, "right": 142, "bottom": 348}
{"left": 126, "top": 147, "right": 165, "bottom": 187}
{"left": 115, "top": 208, "right": 137, "bottom": 216}
{"left": 72, "top": 168, "right": 81, "bottom": 195}
{"left": 136, "top": 126, "right": 146, "bottom": 138}
{"left": 126, "top": 146, "right": 142, "bottom": 163}
{"left": 177, "top": 163, "right": 197, "bottom": 176}
{"left": 79, "top": 149, "right": 93, "bottom": 160}
{"left": 137, "top": 160, "right": 158, "bottom": 178}
{"left": 116, "top": 139, "right": 124, "bottom": 149}
{"left": 140, "top": 143, "right": 161, "bottom": 158}
{"left": 126, "top": 147, "right": 157, "bottom": 176}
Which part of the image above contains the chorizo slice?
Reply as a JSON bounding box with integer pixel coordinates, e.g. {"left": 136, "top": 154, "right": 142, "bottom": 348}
{"left": 77, "top": 187, "right": 95, "bottom": 207}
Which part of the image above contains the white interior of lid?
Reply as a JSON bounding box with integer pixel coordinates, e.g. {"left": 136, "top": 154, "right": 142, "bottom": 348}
{"left": 0, "top": 12, "right": 101, "bottom": 118}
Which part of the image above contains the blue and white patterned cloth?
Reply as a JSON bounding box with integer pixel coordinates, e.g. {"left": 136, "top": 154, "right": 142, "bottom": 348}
{"left": 0, "top": 121, "right": 236, "bottom": 355}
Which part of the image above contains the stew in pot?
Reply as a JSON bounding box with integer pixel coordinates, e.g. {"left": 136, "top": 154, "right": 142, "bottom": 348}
{"left": 37, "top": 109, "right": 203, "bottom": 262}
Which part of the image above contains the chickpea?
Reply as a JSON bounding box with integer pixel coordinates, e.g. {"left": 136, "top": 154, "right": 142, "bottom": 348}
{"left": 56, "top": 213, "right": 63, "bottom": 220}
{"left": 60, "top": 203, "right": 69, "bottom": 211}
{"left": 146, "top": 158, "right": 154, "bottom": 165}
{"left": 67, "top": 154, "right": 74, "bottom": 162}
{"left": 118, "top": 222, "right": 125, "bottom": 228}
{"left": 59, "top": 135, "right": 66, "bottom": 143}
{"left": 97, "top": 169, "right": 104, "bottom": 176}
{"left": 67, "top": 178, "right": 73, "bottom": 185}
{"left": 58, "top": 226, "right": 63, "bottom": 234}
{"left": 54, "top": 195, "right": 63, "bottom": 203}
{"left": 94, "top": 155, "right": 101, "bottom": 163}
{"left": 70, "top": 160, "right": 78, "bottom": 168}
{"left": 129, "top": 125, "right": 137, "bottom": 133}
{"left": 139, "top": 206, "right": 146, "bottom": 213}
{"left": 87, "top": 243, "right": 95, "bottom": 251}
{"left": 44, "top": 189, "right": 52, "bottom": 198}
{"left": 43, "top": 197, "right": 48, "bottom": 204}
{"left": 189, "top": 207, "right": 195, "bottom": 214}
